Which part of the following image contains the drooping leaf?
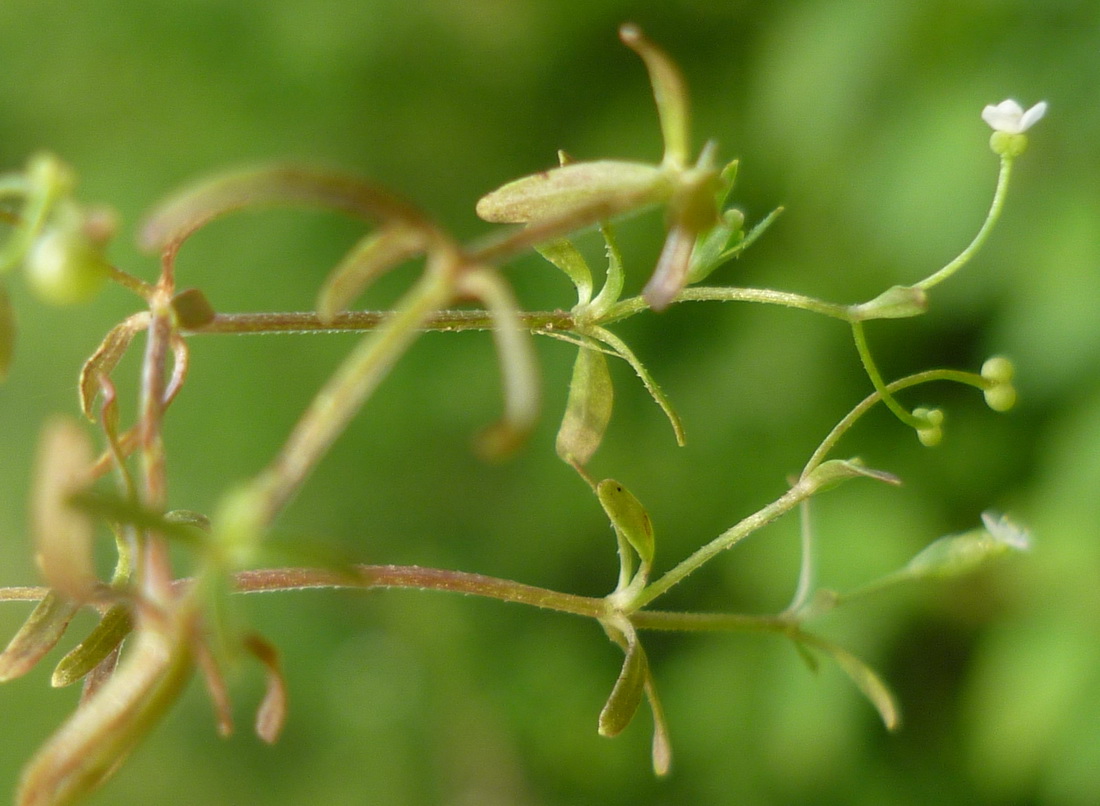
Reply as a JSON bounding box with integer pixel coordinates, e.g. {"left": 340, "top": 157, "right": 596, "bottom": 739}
{"left": 599, "top": 635, "right": 647, "bottom": 738}
{"left": 643, "top": 671, "right": 672, "bottom": 776}
{"left": 139, "top": 165, "right": 432, "bottom": 259}
{"left": 243, "top": 634, "right": 288, "bottom": 744}
{"left": 0, "top": 592, "right": 80, "bottom": 683}
{"left": 555, "top": 343, "right": 614, "bottom": 467}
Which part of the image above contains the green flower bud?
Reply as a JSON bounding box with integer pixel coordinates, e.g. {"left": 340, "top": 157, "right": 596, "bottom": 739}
{"left": 913, "top": 407, "right": 944, "bottom": 447}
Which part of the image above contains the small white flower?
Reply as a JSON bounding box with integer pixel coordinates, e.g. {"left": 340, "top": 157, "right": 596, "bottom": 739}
{"left": 981, "top": 99, "right": 1048, "bottom": 134}
{"left": 981, "top": 510, "right": 1032, "bottom": 551}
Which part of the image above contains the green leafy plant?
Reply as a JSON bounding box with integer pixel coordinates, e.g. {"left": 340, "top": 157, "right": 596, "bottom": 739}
{"left": 0, "top": 25, "right": 1039, "bottom": 806}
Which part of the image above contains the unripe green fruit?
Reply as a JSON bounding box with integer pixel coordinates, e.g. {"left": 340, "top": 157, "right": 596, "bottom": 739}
{"left": 24, "top": 228, "right": 109, "bottom": 305}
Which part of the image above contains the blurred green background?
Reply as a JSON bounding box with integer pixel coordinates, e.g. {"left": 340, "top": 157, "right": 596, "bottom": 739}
{"left": 1, "top": 1, "right": 1098, "bottom": 804}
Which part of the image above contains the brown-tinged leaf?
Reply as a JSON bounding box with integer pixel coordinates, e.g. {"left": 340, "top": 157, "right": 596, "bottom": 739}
{"left": 79, "top": 314, "right": 148, "bottom": 420}
{"left": 32, "top": 417, "right": 97, "bottom": 602}
{"left": 555, "top": 344, "right": 613, "bottom": 467}
{"left": 139, "top": 165, "right": 432, "bottom": 258}
{"left": 643, "top": 671, "right": 672, "bottom": 776}
{"left": 244, "top": 634, "right": 288, "bottom": 744}
{"left": 0, "top": 591, "right": 80, "bottom": 683}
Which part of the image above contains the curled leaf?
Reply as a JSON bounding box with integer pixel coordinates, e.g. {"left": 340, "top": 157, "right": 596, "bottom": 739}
{"left": 476, "top": 160, "right": 669, "bottom": 225}
{"left": 555, "top": 343, "right": 614, "bottom": 467}
{"left": 32, "top": 417, "right": 98, "bottom": 602}
{"left": 0, "top": 591, "right": 80, "bottom": 683}
{"left": 79, "top": 314, "right": 149, "bottom": 420}
{"left": 244, "top": 634, "right": 288, "bottom": 744}
{"left": 823, "top": 640, "right": 900, "bottom": 731}
{"left": 52, "top": 604, "right": 133, "bottom": 688}
{"left": 139, "top": 164, "right": 432, "bottom": 259}
{"left": 316, "top": 222, "right": 427, "bottom": 323}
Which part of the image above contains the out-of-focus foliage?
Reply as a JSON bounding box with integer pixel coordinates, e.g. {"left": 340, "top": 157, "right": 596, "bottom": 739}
{"left": 1, "top": 1, "right": 1097, "bottom": 804}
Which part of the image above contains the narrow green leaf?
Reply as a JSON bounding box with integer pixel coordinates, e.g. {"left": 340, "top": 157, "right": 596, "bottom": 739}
{"left": 51, "top": 604, "right": 133, "bottom": 688}
{"left": 316, "top": 223, "right": 427, "bottom": 323}
{"left": 0, "top": 592, "right": 80, "bottom": 683}
{"left": 598, "top": 629, "right": 648, "bottom": 737}
{"left": 67, "top": 490, "right": 205, "bottom": 547}
{"left": 476, "top": 160, "right": 668, "bottom": 225}
{"left": 801, "top": 633, "right": 900, "bottom": 731}
{"left": 588, "top": 222, "right": 625, "bottom": 316}
{"left": 535, "top": 239, "right": 593, "bottom": 307}
{"left": 588, "top": 325, "right": 685, "bottom": 446}
{"left": 555, "top": 344, "right": 614, "bottom": 467}
{"left": 0, "top": 282, "right": 14, "bottom": 381}
{"left": 597, "top": 479, "right": 655, "bottom": 567}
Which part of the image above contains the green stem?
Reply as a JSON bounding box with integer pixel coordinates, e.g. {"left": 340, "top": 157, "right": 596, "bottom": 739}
{"left": 914, "top": 155, "right": 1013, "bottom": 291}
{"left": 801, "top": 368, "right": 986, "bottom": 477}
{"left": 850, "top": 320, "right": 924, "bottom": 429}
{"left": 187, "top": 309, "right": 576, "bottom": 336}
{"left": 631, "top": 482, "right": 815, "bottom": 610}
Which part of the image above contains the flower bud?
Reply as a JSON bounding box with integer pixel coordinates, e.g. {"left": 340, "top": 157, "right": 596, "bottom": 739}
{"left": 24, "top": 227, "right": 110, "bottom": 306}
{"left": 913, "top": 407, "right": 944, "bottom": 447}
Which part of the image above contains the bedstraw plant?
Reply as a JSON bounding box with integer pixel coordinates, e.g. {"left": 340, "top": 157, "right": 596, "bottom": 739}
{"left": 0, "top": 24, "right": 1039, "bottom": 806}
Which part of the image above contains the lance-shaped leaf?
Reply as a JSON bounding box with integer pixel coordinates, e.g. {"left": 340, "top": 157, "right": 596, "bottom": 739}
{"left": 244, "top": 633, "right": 289, "bottom": 744}
{"left": 139, "top": 164, "right": 433, "bottom": 259}
{"left": 556, "top": 343, "right": 614, "bottom": 467}
{"left": 316, "top": 222, "right": 428, "bottom": 323}
{"left": 51, "top": 603, "right": 133, "bottom": 688}
{"left": 17, "top": 621, "right": 193, "bottom": 806}
{"left": 476, "top": 160, "right": 670, "bottom": 225}
{"left": 0, "top": 592, "right": 80, "bottom": 683}
{"left": 597, "top": 479, "right": 655, "bottom": 569}
{"left": 0, "top": 281, "right": 14, "bottom": 381}
{"left": 32, "top": 417, "right": 98, "bottom": 602}
{"left": 79, "top": 314, "right": 149, "bottom": 420}
{"left": 801, "top": 457, "right": 901, "bottom": 495}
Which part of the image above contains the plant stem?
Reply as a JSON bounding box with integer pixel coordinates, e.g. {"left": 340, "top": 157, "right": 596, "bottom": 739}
{"left": 187, "top": 309, "right": 576, "bottom": 336}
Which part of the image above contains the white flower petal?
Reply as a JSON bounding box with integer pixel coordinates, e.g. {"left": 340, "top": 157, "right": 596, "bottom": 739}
{"left": 1018, "top": 101, "right": 1048, "bottom": 132}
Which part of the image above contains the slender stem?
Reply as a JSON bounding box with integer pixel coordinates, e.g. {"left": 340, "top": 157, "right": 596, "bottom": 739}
{"left": 915, "top": 155, "right": 1013, "bottom": 291}
{"left": 801, "top": 368, "right": 987, "bottom": 477}
{"left": 233, "top": 565, "right": 605, "bottom": 617}
{"left": 187, "top": 309, "right": 576, "bottom": 336}
{"left": 850, "top": 320, "right": 924, "bottom": 428}
{"left": 631, "top": 482, "right": 814, "bottom": 610}
{"left": 105, "top": 265, "right": 155, "bottom": 299}
{"left": 0, "top": 586, "right": 50, "bottom": 602}
{"left": 603, "top": 286, "right": 852, "bottom": 324}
